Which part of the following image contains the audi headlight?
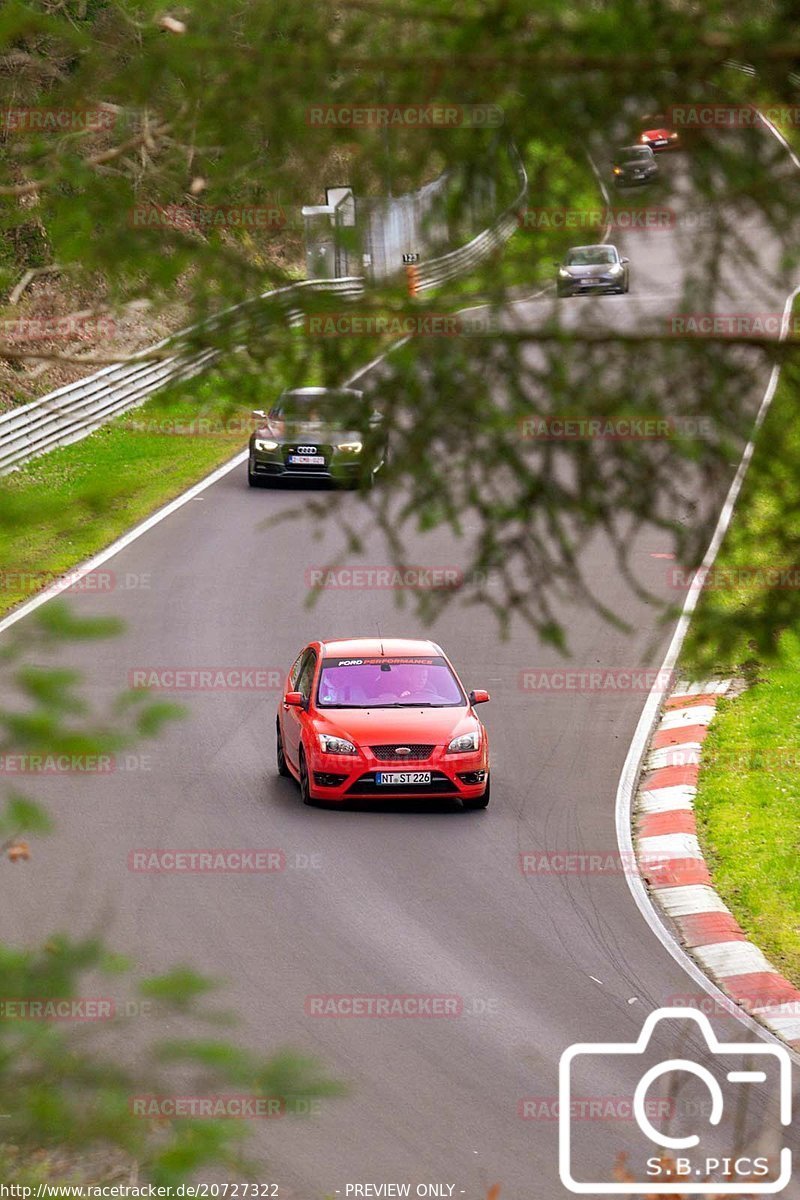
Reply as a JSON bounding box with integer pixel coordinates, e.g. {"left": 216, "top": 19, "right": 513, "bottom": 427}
{"left": 336, "top": 441, "right": 363, "bottom": 453}
{"left": 254, "top": 438, "right": 279, "bottom": 452}
{"left": 447, "top": 731, "right": 480, "bottom": 753}
{"left": 318, "top": 733, "right": 357, "bottom": 755}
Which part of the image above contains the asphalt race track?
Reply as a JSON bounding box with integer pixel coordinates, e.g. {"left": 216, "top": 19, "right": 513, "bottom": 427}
{"left": 4, "top": 132, "right": 800, "bottom": 1197}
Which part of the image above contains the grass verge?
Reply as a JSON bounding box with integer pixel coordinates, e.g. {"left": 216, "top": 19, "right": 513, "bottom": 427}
{"left": 0, "top": 376, "right": 255, "bottom": 615}
{"left": 680, "top": 346, "right": 800, "bottom": 987}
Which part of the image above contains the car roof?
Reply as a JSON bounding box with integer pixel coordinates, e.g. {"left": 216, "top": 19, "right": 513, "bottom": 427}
{"left": 617, "top": 144, "right": 651, "bottom": 153}
{"left": 568, "top": 243, "right": 618, "bottom": 253}
{"left": 320, "top": 637, "right": 443, "bottom": 658}
{"left": 279, "top": 386, "right": 362, "bottom": 399}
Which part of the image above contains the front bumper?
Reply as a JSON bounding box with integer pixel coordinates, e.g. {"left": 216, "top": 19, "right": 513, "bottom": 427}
{"left": 557, "top": 277, "right": 624, "bottom": 296}
{"left": 614, "top": 172, "right": 656, "bottom": 186}
{"left": 250, "top": 454, "right": 363, "bottom": 483}
{"left": 307, "top": 744, "right": 489, "bottom": 801}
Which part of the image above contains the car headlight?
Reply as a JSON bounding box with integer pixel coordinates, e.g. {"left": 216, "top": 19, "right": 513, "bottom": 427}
{"left": 609, "top": 263, "right": 623, "bottom": 274}
{"left": 558, "top": 267, "right": 571, "bottom": 278}
{"left": 612, "top": 167, "right": 622, "bottom": 175}
{"left": 336, "top": 441, "right": 363, "bottom": 453}
{"left": 639, "top": 133, "right": 649, "bottom": 143}
{"left": 318, "top": 733, "right": 357, "bottom": 755}
{"left": 447, "top": 730, "right": 480, "bottom": 753}
{"left": 669, "top": 132, "right": 678, "bottom": 140}
{"left": 254, "top": 438, "right": 278, "bottom": 451}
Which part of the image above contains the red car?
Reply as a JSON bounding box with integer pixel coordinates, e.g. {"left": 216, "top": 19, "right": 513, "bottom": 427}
{"left": 276, "top": 637, "right": 491, "bottom": 809}
{"left": 639, "top": 114, "right": 680, "bottom": 152}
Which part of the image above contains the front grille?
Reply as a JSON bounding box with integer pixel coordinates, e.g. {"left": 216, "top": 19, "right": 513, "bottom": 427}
{"left": 370, "top": 744, "right": 435, "bottom": 761}
{"left": 346, "top": 771, "right": 457, "bottom": 797}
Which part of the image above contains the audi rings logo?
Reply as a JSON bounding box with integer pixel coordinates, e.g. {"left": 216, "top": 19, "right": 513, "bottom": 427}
{"left": 296, "top": 445, "right": 317, "bottom": 454}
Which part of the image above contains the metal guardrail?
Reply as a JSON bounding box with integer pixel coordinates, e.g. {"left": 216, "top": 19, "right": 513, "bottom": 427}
{"left": 415, "top": 144, "right": 528, "bottom": 292}
{"left": 0, "top": 277, "right": 364, "bottom": 475}
{"left": 0, "top": 142, "right": 527, "bottom": 474}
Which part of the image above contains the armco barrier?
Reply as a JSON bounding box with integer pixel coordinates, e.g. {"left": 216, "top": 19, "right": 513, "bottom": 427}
{"left": 0, "top": 277, "right": 364, "bottom": 475}
{"left": 0, "top": 143, "right": 527, "bottom": 474}
{"left": 415, "top": 144, "right": 527, "bottom": 293}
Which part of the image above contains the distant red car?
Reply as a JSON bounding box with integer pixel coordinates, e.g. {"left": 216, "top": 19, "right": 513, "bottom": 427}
{"left": 639, "top": 114, "right": 680, "bottom": 152}
{"left": 276, "top": 637, "right": 491, "bottom": 809}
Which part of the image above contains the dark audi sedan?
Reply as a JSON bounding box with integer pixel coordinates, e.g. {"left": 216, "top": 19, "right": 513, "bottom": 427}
{"left": 612, "top": 145, "right": 658, "bottom": 187}
{"left": 556, "top": 244, "right": 630, "bottom": 297}
{"left": 248, "top": 387, "right": 386, "bottom": 487}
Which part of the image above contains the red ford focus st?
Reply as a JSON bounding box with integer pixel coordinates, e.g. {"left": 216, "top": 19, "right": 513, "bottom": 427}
{"left": 276, "top": 637, "right": 491, "bottom": 809}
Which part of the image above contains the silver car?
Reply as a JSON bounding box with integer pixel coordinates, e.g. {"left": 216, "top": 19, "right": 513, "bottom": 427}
{"left": 556, "top": 244, "right": 630, "bottom": 297}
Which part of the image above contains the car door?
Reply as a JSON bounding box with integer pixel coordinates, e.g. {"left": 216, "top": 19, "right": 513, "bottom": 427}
{"left": 283, "top": 648, "right": 318, "bottom": 768}
{"left": 281, "top": 647, "right": 310, "bottom": 768}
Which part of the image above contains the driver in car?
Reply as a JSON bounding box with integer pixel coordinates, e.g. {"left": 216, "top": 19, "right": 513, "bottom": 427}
{"left": 398, "top": 663, "right": 442, "bottom": 701}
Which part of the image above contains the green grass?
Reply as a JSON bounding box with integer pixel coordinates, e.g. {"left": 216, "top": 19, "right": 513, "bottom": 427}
{"left": 680, "top": 345, "right": 800, "bottom": 988}
{"left": 0, "top": 377, "right": 257, "bottom": 615}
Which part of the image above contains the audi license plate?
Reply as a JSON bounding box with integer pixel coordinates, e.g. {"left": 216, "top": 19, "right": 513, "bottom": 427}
{"left": 289, "top": 454, "right": 325, "bottom": 465}
{"left": 375, "top": 771, "right": 432, "bottom": 785}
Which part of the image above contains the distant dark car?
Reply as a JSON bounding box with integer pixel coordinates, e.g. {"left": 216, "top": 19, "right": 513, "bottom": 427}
{"left": 612, "top": 145, "right": 658, "bottom": 187}
{"left": 638, "top": 114, "right": 680, "bottom": 151}
{"left": 557, "top": 244, "right": 630, "bottom": 297}
{"left": 248, "top": 386, "right": 386, "bottom": 487}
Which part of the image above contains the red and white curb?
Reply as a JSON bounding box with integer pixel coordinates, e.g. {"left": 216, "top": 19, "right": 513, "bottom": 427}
{"left": 634, "top": 678, "right": 800, "bottom": 1050}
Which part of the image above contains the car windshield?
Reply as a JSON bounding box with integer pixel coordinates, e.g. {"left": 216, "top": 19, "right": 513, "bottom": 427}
{"left": 619, "top": 148, "right": 652, "bottom": 161}
{"left": 566, "top": 247, "right": 616, "bottom": 266}
{"left": 269, "top": 392, "right": 360, "bottom": 428}
{"left": 316, "top": 655, "right": 465, "bottom": 708}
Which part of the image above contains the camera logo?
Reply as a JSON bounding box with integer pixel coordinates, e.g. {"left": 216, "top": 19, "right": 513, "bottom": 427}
{"left": 559, "top": 1007, "right": 792, "bottom": 1194}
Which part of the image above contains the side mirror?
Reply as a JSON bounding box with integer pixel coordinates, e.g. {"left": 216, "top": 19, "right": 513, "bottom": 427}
{"left": 369, "top": 411, "right": 383, "bottom": 426}
{"left": 283, "top": 691, "right": 304, "bottom": 708}
{"left": 621, "top": 257, "right": 630, "bottom": 264}
{"left": 252, "top": 409, "right": 266, "bottom": 419}
{"left": 469, "top": 689, "right": 490, "bottom": 705}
